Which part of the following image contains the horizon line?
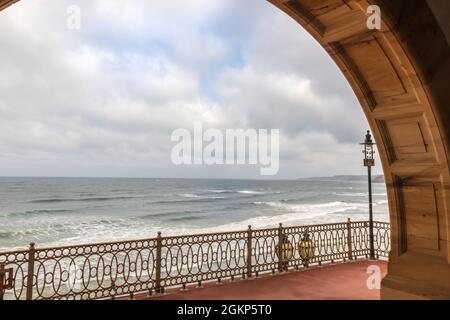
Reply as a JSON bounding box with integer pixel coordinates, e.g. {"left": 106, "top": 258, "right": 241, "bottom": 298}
{"left": 0, "top": 174, "right": 384, "bottom": 181}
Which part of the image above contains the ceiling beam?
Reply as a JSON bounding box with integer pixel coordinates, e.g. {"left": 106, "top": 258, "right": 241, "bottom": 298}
{"left": 0, "top": 0, "right": 19, "bottom": 12}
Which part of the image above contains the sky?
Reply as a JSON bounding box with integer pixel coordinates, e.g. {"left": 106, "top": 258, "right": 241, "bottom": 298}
{"left": 0, "top": 0, "right": 382, "bottom": 179}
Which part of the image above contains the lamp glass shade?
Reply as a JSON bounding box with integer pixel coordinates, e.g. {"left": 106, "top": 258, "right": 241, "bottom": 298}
{"left": 276, "top": 242, "right": 294, "bottom": 262}
{"left": 298, "top": 239, "right": 316, "bottom": 260}
{"left": 365, "top": 144, "right": 374, "bottom": 160}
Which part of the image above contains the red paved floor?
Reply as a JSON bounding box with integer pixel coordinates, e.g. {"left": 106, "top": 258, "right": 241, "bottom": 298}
{"left": 143, "top": 260, "right": 387, "bottom": 300}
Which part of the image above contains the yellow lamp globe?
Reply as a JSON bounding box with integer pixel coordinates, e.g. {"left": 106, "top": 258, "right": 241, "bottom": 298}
{"left": 298, "top": 233, "right": 316, "bottom": 266}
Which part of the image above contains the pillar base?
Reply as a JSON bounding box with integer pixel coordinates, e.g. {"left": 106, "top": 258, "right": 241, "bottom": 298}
{"left": 381, "top": 285, "right": 429, "bottom": 300}
{"left": 381, "top": 252, "right": 450, "bottom": 300}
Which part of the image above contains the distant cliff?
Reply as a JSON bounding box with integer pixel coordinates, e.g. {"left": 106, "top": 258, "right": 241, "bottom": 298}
{"left": 300, "top": 175, "right": 385, "bottom": 183}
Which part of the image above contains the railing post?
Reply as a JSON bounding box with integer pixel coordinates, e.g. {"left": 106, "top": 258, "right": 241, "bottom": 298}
{"left": 346, "top": 218, "right": 353, "bottom": 261}
{"left": 246, "top": 225, "right": 252, "bottom": 278}
{"left": 0, "top": 263, "right": 6, "bottom": 300}
{"left": 26, "top": 242, "right": 36, "bottom": 301}
{"left": 155, "top": 232, "right": 162, "bottom": 294}
{"left": 277, "top": 223, "right": 283, "bottom": 272}
{"left": 0, "top": 263, "right": 13, "bottom": 301}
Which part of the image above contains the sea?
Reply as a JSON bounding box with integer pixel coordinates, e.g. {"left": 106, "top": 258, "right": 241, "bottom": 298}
{"left": 0, "top": 177, "right": 389, "bottom": 250}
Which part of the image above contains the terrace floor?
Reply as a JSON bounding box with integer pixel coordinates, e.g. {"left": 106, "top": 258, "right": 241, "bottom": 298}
{"left": 139, "top": 260, "right": 387, "bottom": 300}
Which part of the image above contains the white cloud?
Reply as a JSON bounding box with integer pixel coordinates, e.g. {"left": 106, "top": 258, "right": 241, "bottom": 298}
{"left": 0, "top": 0, "right": 380, "bottom": 179}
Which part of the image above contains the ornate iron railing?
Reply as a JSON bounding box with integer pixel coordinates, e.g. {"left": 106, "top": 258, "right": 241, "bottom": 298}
{"left": 0, "top": 219, "right": 390, "bottom": 300}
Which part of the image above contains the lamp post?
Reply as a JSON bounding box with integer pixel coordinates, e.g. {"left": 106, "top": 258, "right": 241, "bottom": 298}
{"left": 361, "top": 130, "right": 376, "bottom": 260}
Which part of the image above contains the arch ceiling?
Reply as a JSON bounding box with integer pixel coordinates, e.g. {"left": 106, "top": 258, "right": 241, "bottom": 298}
{"left": 1, "top": 0, "right": 450, "bottom": 299}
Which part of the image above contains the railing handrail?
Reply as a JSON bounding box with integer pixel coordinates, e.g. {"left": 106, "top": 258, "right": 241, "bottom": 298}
{"left": 0, "top": 220, "right": 389, "bottom": 254}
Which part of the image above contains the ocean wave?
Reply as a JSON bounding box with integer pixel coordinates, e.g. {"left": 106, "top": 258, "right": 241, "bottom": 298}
{"left": 208, "top": 202, "right": 368, "bottom": 231}
{"left": 0, "top": 208, "right": 387, "bottom": 251}
{"left": 151, "top": 195, "right": 226, "bottom": 205}
{"left": 334, "top": 192, "right": 387, "bottom": 198}
{"left": 0, "top": 217, "right": 133, "bottom": 248}
{"left": 252, "top": 201, "right": 366, "bottom": 214}
{"left": 180, "top": 193, "right": 225, "bottom": 200}
{"left": 0, "top": 231, "right": 15, "bottom": 239}
{"left": 6, "top": 209, "right": 74, "bottom": 218}
{"left": 140, "top": 209, "right": 208, "bottom": 220}
{"left": 206, "top": 189, "right": 282, "bottom": 196}
{"left": 180, "top": 193, "right": 201, "bottom": 198}
{"left": 166, "top": 215, "right": 204, "bottom": 222}
{"left": 334, "top": 192, "right": 367, "bottom": 197}
{"left": 28, "top": 195, "right": 141, "bottom": 203}
{"left": 206, "top": 189, "right": 235, "bottom": 194}
{"left": 0, "top": 226, "right": 62, "bottom": 242}
{"left": 238, "top": 190, "right": 267, "bottom": 195}
{"left": 208, "top": 212, "right": 329, "bottom": 231}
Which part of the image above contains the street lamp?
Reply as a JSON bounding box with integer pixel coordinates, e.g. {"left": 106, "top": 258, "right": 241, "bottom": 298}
{"left": 361, "top": 130, "right": 376, "bottom": 260}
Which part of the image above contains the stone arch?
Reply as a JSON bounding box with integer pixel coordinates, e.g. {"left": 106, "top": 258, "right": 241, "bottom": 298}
{"left": 268, "top": 0, "right": 450, "bottom": 299}
{"left": 1, "top": 0, "right": 449, "bottom": 299}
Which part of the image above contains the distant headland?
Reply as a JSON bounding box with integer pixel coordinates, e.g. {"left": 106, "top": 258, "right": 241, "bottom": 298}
{"left": 300, "top": 175, "right": 385, "bottom": 183}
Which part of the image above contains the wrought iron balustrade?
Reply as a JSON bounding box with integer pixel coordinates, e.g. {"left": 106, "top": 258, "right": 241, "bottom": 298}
{"left": 0, "top": 219, "right": 390, "bottom": 300}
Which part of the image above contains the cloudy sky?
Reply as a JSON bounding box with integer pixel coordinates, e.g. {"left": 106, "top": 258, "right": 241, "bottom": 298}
{"left": 0, "top": 0, "right": 381, "bottom": 179}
